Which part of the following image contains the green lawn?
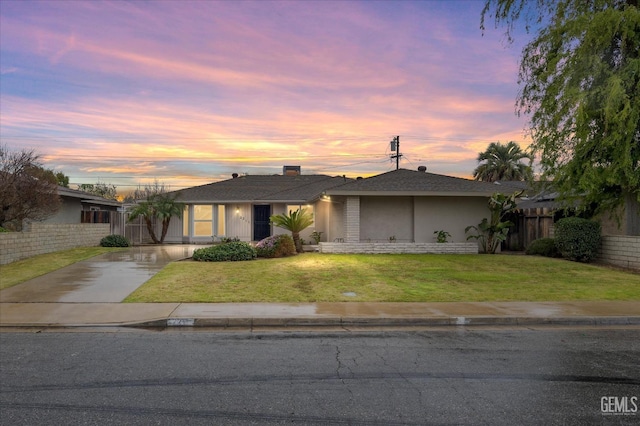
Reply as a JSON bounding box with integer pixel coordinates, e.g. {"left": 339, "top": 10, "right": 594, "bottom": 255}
{"left": 0, "top": 247, "right": 125, "bottom": 290}
{"left": 124, "top": 253, "right": 640, "bottom": 303}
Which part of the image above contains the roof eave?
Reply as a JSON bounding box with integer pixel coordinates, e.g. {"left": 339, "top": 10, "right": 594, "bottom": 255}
{"left": 80, "top": 199, "right": 122, "bottom": 207}
{"left": 325, "top": 190, "right": 495, "bottom": 197}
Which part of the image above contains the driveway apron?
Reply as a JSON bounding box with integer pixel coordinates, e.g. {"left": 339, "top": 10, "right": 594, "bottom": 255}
{"left": 0, "top": 245, "right": 199, "bottom": 303}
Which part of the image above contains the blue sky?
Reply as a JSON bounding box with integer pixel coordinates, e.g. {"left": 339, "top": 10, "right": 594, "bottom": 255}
{"left": 0, "top": 0, "right": 531, "bottom": 192}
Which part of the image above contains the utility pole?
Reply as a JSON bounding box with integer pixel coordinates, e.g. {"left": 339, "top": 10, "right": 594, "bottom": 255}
{"left": 390, "top": 136, "right": 402, "bottom": 170}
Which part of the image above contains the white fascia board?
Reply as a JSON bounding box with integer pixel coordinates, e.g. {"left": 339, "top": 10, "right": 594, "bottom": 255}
{"left": 324, "top": 190, "right": 495, "bottom": 197}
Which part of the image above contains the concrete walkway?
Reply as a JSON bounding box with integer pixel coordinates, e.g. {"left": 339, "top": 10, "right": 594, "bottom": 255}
{"left": 1, "top": 301, "right": 639, "bottom": 328}
{"left": 1, "top": 245, "right": 639, "bottom": 329}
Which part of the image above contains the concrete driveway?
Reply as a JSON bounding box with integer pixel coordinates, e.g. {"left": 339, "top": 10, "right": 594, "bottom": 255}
{"left": 0, "top": 245, "right": 199, "bottom": 303}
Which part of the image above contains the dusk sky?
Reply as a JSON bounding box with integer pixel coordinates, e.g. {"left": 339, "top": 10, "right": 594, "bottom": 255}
{"left": 0, "top": 0, "right": 532, "bottom": 192}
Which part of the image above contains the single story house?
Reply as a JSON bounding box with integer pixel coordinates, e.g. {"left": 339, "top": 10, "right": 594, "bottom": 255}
{"left": 166, "top": 167, "right": 353, "bottom": 244}
{"left": 322, "top": 168, "right": 499, "bottom": 246}
{"left": 163, "top": 166, "right": 508, "bottom": 253}
{"left": 44, "top": 186, "right": 122, "bottom": 225}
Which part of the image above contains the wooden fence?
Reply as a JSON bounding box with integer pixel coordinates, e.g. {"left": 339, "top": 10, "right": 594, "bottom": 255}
{"left": 504, "top": 208, "right": 554, "bottom": 251}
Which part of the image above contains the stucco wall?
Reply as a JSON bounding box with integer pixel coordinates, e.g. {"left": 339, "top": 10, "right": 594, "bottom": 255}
{"left": 356, "top": 195, "right": 491, "bottom": 243}
{"left": 320, "top": 242, "right": 478, "bottom": 254}
{"left": 414, "top": 196, "right": 490, "bottom": 243}
{"left": 328, "top": 198, "right": 344, "bottom": 242}
{"left": 599, "top": 235, "right": 640, "bottom": 271}
{"left": 0, "top": 223, "right": 110, "bottom": 265}
{"left": 43, "top": 197, "right": 82, "bottom": 224}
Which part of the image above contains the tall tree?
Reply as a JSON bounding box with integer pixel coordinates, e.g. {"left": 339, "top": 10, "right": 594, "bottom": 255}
{"left": 473, "top": 141, "right": 533, "bottom": 182}
{"left": 270, "top": 208, "right": 314, "bottom": 253}
{"left": 482, "top": 0, "right": 640, "bottom": 216}
{"left": 55, "top": 172, "right": 70, "bottom": 188}
{"left": 0, "top": 145, "right": 61, "bottom": 231}
{"left": 78, "top": 183, "right": 118, "bottom": 200}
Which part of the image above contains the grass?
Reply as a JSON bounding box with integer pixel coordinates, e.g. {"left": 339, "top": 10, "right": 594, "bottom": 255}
{"left": 124, "top": 253, "right": 640, "bottom": 303}
{"left": 0, "top": 247, "right": 125, "bottom": 290}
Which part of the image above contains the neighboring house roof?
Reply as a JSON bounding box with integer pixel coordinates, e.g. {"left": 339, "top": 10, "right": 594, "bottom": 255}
{"left": 325, "top": 169, "right": 499, "bottom": 197}
{"left": 517, "top": 191, "right": 562, "bottom": 211}
{"left": 57, "top": 186, "right": 122, "bottom": 207}
{"left": 172, "top": 174, "right": 353, "bottom": 204}
{"left": 493, "top": 180, "right": 531, "bottom": 194}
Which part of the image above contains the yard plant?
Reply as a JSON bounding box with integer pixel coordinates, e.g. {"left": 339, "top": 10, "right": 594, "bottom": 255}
{"left": 554, "top": 217, "right": 601, "bottom": 263}
{"left": 270, "top": 208, "right": 314, "bottom": 253}
{"left": 255, "top": 234, "right": 296, "bottom": 258}
{"left": 192, "top": 241, "right": 257, "bottom": 262}
{"left": 466, "top": 192, "right": 520, "bottom": 253}
{"left": 100, "top": 234, "right": 131, "bottom": 247}
{"left": 525, "top": 238, "right": 559, "bottom": 258}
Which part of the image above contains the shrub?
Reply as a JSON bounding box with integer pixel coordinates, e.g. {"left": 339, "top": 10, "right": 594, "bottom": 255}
{"left": 192, "top": 241, "right": 257, "bottom": 262}
{"left": 0, "top": 226, "right": 9, "bottom": 233}
{"left": 255, "top": 234, "right": 297, "bottom": 258}
{"left": 433, "top": 230, "right": 451, "bottom": 243}
{"left": 525, "top": 238, "right": 559, "bottom": 257}
{"left": 554, "top": 217, "right": 601, "bottom": 263}
{"left": 218, "top": 236, "right": 240, "bottom": 243}
{"left": 100, "top": 234, "right": 131, "bottom": 247}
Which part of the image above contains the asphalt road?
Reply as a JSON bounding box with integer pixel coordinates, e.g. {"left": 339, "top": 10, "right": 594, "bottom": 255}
{"left": 1, "top": 327, "right": 639, "bottom": 425}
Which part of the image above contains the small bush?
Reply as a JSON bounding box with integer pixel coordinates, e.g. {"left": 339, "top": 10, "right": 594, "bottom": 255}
{"left": 219, "top": 236, "right": 240, "bottom": 243}
{"left": 0, "top": 226, "right": 9, "bottom": 233}
{"left": 100, "top": 234, "right": 131, "bottom": 247}
{"left": 192, "top": 241, "right": 257, "bottom": 262}
{"left": 525, "top": 238, "right": 559, "bottom": 257}
{"left": 554, "top": 217, "right": 601, "bottom": 263}
{"left": 255, "top": 234, "right": 297, "bottom": 258}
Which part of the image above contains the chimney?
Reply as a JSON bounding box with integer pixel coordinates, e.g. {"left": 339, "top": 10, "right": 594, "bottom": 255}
{"left": 418, "top": 166, "right": 427, "bottom": 172}
{"left": 283, "top": 165, "right": 301, "bottom": 176}
{"left": 232, "top": 173, "right": 239, "bottom": 178}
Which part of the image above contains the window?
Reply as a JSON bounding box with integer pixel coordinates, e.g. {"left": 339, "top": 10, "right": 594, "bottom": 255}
{"left": 182, "top": 206, "right": 189, "bottom": 236}
{"left": 217, "top": 205, "right": 226, "bottom": 236}
{"left": 193, "top": 205, "right": 213, "bottom": 237}
{"left": 286, "top": 204, "right": 314, "bottom": 225}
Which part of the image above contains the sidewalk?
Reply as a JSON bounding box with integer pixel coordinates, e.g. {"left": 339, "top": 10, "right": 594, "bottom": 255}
{"left": 1, "top": 301, "right": 639, "bottom": 328}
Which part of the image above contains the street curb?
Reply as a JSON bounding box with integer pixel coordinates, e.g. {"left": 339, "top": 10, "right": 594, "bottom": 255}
{"left": 2, "top": 316, "right": 639, "bottom": 329}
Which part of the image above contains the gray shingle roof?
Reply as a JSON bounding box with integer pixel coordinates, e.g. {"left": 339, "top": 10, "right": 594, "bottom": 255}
{"left": 326, "top": 169, "right": 501, "bottom": 196}
{"left": 171, "top": 174, "right": 352, "bottom": 203}
{"left": 57, "top": 186, "right": 122, "bottom": 207}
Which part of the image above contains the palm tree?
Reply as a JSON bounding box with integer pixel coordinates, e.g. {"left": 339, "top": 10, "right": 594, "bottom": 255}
{"left": 128, "top": 200, "right": 160, "bottom": 244}
{"left": 473, "top": 141, "right": 533, "bottom": 182}
{"left": 128, "top": 193, "right": 184, "bottom": 244}
{"left": 154, "top": 194, "right": 185, "bottom": 243}
{"left": 270, "top": 208, "right": 314, "bottom": 253}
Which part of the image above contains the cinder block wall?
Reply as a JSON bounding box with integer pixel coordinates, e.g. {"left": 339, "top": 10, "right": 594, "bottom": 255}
{"left": 0, "top": 223, "right": 110, "bottom": 265}
{"left": 599, "top": 235, "right": 640, "bottom": 271}
{"left": 319, "top": 242, "right": 478, "bottom": 254}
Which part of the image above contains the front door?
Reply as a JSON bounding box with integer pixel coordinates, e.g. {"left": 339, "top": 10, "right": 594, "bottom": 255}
{"left": 253, "top": 205, "right": 271, "bottom": 241}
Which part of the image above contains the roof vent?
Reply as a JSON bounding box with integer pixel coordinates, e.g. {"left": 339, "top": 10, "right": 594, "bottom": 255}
{"left": 232, "top": 173, "right": 239, "bottom": 179}
{"left": 418, "top": 166, "right": 427, "bottom": 172}
{"left": 283, "top": 165, "right": 301, "bottom": 176}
